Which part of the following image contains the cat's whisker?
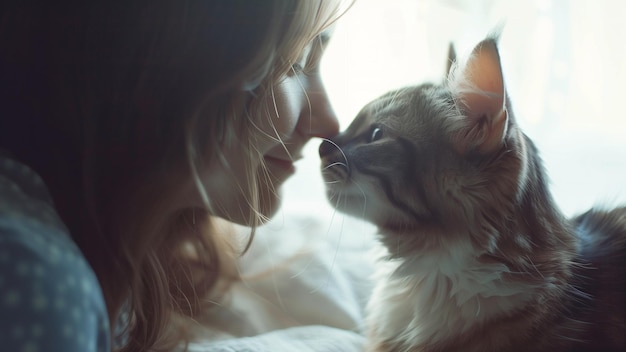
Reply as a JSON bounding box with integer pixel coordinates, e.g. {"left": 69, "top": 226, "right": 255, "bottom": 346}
{"left": 323, "top": 161, "right": 348, "bottom": 171}
{"left": 332, "top": 188, "right": 346, "bottom": 215}
{"left": 327, "top": 192, "right": 340, "bottom": 203}
{"left": 475, "top": 297, "right": 481, "bottom": 317}
{"left": 529, "top": 259, "right": 545, "bottom": 280}
{"left": 323, "top": 180, "right": 343, "bottom": 185}
{"left": 307, "top": 191, "right": 348, "bottom": 294}
{"left": 554, "top": 333, "right": 588, "bottom": 343}
{"left": 353, "top": 181, "right": 368, "bottom": 220}
{"left": 319, "top": 208, "right": 345, "bottom": 293}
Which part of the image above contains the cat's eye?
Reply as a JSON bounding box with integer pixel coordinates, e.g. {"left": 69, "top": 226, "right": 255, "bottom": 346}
{"left": 369, "top": 127, "right": 383, "bottom": 142}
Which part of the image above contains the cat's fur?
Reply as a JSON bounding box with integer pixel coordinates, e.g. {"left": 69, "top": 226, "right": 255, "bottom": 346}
{"left": 319, "top": 37, "right": 626, "bottom": 352}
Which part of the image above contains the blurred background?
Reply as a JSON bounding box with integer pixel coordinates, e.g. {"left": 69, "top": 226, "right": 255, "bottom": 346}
{"left": 274, "top": 0, "right": 626, "bottom": 243}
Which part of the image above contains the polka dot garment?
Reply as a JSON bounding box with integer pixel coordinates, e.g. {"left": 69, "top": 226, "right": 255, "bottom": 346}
{"left": 0, "top": 156, "right": 110, "bottom": 352}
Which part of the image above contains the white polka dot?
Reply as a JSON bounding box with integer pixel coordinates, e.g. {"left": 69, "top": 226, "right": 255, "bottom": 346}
{"left": 32, "top": 174, "right": 44, "bottom": 186}
{"left": 81, "top": 278, "right": 92, "bottom": 293}
{"left": 48, "top": 244, "right": 61, "bottom": 262}
{"left": 21, "top": 341, "right": 38, "bottom": 352}
{"left": 12, "top": 325, "right": 24, "bottom": 338}
{"left": 24, "top": 200, "right": 37, "bottom": 211}
{"left": 31, "top": 233, "right": 46, "bottom": 245}
{"left": 54, "top": 297, "right": 66, "bottom": 310}
{"left": 32, "top": 294, "right": 48, "bottom": 310}
{"left": 65, "top": 252, "right": 77, "bottom": 263}
{"left": 101, "top": 316, "right": 110, "bottom": 329}
{"left": 4, "top": 289, "right": 21, "bottom": 307}
{"left": 62, "top": 324, "right": 74, "bottom": 338}
{"left": 3, "top": 158, "right": 15, "bottom": 169}
{"left": 6, "top": 182, "right": 19, "bottom": 192}
{"left": 71, "top": 306, "right": 82, "bottom": 320}
{"left": 15, "top": 261, "right": 29, "bottom": 276}
{"left": 76, "top": 332, "right": 87, "bottom": 346}
{"left": 30, "top": 279, "right": 45, "bottom": 292}
{"left": 18, "top": 164, "right": 29, "bottom": 174}
{"left": 40, "top": 210, "right": 58, "bottom": 226}
{"left": 31, "top": 324, "right": 44, "bottom": 338}
{"left": 32, "top": 264, "right": 45, "bottom": 277}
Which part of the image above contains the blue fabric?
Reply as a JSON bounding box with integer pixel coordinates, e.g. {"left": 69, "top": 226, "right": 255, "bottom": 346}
{"left": 0, "top": 156, "right": 110, "bottom": 351}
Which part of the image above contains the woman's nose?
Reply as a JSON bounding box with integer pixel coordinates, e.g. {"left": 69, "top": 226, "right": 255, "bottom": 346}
{"left": 298, "top": 82, "right": 340, "bottom": 139}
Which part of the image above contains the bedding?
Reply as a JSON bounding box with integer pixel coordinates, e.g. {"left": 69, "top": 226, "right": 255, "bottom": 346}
{"left": 186, "top": 209, "right": 378, "bottom": 351}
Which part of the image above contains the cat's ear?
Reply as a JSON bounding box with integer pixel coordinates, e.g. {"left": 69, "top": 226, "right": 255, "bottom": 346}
{"left": 451, "top": 38, "right": 508, "bottom": 155}
{"left": 445, "top": 42, "right": 457, "bottom": 79}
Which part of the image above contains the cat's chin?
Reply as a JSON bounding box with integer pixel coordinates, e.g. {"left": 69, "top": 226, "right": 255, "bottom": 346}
{"left": 327, "top": 200, "right": 388, "bottom": 228}
{"left": 325, "top": 191, "right": 364, "bottom": 214}
{"left": 327, "top": 195, "right": 426, "bottom": 231}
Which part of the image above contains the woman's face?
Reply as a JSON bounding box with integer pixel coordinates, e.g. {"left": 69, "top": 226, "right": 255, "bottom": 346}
{"left": 205, "top": 32, "right": 340, "bottom": 224}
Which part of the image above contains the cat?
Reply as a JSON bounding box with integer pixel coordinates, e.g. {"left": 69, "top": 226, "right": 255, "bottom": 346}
{"left": 319, "top": 36, "right": 626, "bottom": 352}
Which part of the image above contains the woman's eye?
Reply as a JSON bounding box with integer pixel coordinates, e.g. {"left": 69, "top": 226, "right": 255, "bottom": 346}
{"left": 291, "top": 62, "right": 304, "bottom": 74}
{"left": 369, "top": 127, "right": 383, "bottom": 142}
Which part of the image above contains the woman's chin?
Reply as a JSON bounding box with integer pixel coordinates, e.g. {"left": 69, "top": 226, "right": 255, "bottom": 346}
{"left": 257, "top": 186, "right": 283, "bottom": 222}
{"left": 215, "top": 188, "right": 283, "bottom": 226}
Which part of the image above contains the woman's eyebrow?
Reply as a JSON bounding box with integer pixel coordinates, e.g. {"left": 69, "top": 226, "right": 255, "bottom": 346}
{"left": 310, "top": 33, "right": 330, "bottom": 54}
{"left": 318, "top": 26, "right": 335, "bottom": 45}
{"left": 319, "top": 32, "right": 331, "bottom": 44}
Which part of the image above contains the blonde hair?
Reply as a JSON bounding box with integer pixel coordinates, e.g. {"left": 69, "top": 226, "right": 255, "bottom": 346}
{"left": 0, "top": 1, "right": 349, "bottom": 351}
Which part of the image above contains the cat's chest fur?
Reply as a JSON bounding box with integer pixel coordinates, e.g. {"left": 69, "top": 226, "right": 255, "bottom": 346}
{"left": 367, "top": 235, "right": 542, "bottom": 352}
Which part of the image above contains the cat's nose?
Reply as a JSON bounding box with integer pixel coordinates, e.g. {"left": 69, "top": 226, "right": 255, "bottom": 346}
{"left": 319, "top": 139, "right": 336, "bottom": 158}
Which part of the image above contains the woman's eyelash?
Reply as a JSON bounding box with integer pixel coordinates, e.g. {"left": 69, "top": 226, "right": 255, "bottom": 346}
{"left": 292, "top": 62, "right": 304, "bottom": 73}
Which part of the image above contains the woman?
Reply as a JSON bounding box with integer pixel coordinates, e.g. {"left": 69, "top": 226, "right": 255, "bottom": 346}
{"left": 0, "top": 1, "right": 353, "bottom": 351}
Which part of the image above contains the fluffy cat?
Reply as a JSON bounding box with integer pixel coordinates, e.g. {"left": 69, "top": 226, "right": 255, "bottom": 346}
{"left": 319, "top": 36, "right": 626, "bottom": 352}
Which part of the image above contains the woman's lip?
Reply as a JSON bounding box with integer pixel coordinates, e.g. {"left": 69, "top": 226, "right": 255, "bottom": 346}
{"left": 264, "top": 155, "right": 296, "bottom": 173}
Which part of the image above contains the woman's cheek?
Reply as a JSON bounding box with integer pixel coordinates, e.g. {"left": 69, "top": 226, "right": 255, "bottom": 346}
{"left": 262, "top": 77, "right": 303, "bottom": 140}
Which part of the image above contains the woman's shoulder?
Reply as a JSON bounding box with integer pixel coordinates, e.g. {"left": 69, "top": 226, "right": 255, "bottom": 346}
{"left": 0, "top": 155, "right": 111, "bottom": 352}
{"left": 0, "top": 155, "right": 80, "bottom": 264}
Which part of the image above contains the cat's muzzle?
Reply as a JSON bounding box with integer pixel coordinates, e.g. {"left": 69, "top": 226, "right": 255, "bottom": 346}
{"left": 319, "top": 139, "right": 350, "bottom": 183}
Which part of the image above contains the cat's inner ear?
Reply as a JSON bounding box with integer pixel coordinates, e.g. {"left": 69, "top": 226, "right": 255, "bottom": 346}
{"left": 445, "top": 42, "right": 457, "bottom": 79}
{"left": 452, "top": 38, "right": 508, "bottom": 155}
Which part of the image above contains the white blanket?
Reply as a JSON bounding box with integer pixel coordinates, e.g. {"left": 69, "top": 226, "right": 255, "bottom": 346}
{"left": 187, "top": 207, "right": 378, "bottom": 351}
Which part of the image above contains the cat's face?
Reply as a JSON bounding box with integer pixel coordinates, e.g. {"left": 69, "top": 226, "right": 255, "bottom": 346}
{"left": 320, "top": 38, "right": 527, "bottom": 249}
{"left": 319, "top": 84, "right": 458, "bottom": 229}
